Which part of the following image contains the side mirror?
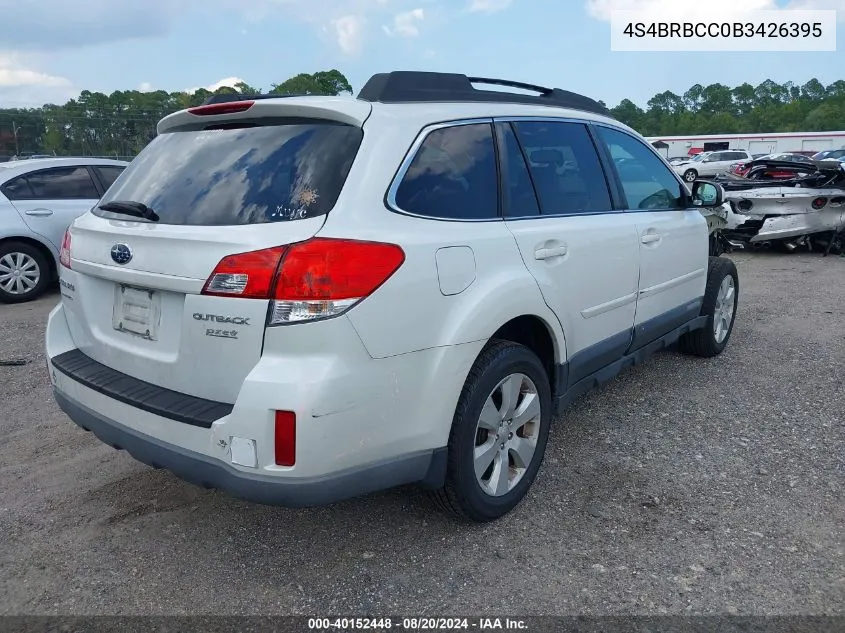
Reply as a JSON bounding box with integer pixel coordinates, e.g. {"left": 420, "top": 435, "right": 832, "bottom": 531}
{"left": 690, "top": 180, "right": 724, "bottom": 208}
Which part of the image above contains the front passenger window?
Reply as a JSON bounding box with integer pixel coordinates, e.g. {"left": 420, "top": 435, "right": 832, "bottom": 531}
{"left": 596, "top": 126, "right": 685, "bottom": 211}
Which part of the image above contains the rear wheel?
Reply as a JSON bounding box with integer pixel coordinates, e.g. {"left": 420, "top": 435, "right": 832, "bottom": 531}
{"left": 0, "top": 241, "right": 50, "bottom": 304}
{"left": 679, "top": 256, "right": 739, "bottom": 358}
{"left": 432, "top": 340, "right": 552, "bottom": 522}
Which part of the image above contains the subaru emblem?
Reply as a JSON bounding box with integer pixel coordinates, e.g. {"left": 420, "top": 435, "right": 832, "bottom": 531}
{"left": 110, "top": 243, "right": 133, "bottom": 265}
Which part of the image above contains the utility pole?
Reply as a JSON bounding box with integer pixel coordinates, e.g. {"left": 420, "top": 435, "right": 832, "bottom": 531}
{"left": 12, "top": 120, "right": 20, "bottom": 156}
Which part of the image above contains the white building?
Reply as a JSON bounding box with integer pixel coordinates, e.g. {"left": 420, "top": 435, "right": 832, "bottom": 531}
{"left": 646, "top": 131, "right": 845, "bottom": 158}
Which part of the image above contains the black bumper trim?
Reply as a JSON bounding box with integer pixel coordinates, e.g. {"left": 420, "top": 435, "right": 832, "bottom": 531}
{"left": 50, "top": 349, "right": 233, "bottom": 428}
{"left": 54, "top": 389, "right": 446, "bottom": 507}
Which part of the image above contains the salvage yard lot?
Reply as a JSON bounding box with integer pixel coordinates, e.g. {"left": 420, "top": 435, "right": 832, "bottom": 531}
{"left": 1, "top": 252, "right": 843, "bottom": 615}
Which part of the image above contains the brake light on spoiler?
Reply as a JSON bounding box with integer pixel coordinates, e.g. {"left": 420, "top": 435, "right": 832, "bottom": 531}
{"left": 202, "top": 238, "right": 405, "bottom": 324}
{"left": 187, "top": 101, "right": 255, "bottom": 116}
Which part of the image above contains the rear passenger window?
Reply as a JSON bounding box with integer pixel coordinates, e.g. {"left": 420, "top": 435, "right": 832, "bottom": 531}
{"left": 23, "top": 167, "right": 100, "bottom": 200}
{"left": 1, "top": 175, "right": 35, "bottom": 201}
{"left": 596, "top": 126, "right": 684, "bottom": 211}
{"left": 511, "top": 121, "right": 612, "bottom": 215}
{"left": 394, "top": 123, "right": 498, "bottom": 220}
{"left": 95, "top": 166, "right": 125, "bottom": 190}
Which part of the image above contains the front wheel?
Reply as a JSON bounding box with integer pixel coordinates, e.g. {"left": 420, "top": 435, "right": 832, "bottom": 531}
{"left": 679, "top": 256, "right": 739, "bottom": 357}
{"left": 432, "top": 340, "right": 552, "bottom": 522}
{"left": 683, "top": 168, "right": 698, "bottom": 182}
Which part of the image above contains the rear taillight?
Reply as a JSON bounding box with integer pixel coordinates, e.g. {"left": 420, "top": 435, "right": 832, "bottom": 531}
{"left": 59, "top": 229, "right": 72, "bottom": 269}
{"left": 274, "top": 410, "right": 296, "bottom": 467}
{"left": 202, "top": 246, "right": 286, "bottom": 298}
{"left": 201, "top": 238, "right": 405, "bottom": 325}
{"left": 812, "top": 197, "right": 828, "bottom": 210}
{"left": 271, "top": 238, "right": 405, "bottom": 324}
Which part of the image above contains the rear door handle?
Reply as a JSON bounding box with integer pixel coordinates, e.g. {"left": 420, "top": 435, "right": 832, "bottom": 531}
{"left": 534, "top": 246, "right": 567, "bottom": 260}
{"left": 25, "top": 208, "right": 53, "bottom": 217}
{"left": 641, "top": 233, "right": 661, "bottom": 245}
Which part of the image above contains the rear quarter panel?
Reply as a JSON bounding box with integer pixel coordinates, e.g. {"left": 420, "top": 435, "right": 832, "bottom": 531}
{"left": 316, "top": 109, "right": 567, "bottom": 362}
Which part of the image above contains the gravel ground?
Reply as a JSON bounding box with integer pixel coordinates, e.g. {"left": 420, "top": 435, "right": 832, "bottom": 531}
{"left": 0, "top": 252, "right": 843, "bottom": 616}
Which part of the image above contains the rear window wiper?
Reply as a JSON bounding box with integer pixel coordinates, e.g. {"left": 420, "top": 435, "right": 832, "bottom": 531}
{"left": 98, "top": 200, "right": 160, "bottom": 222}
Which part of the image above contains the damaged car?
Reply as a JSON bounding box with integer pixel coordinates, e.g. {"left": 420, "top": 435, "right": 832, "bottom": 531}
{"left": 716, "top": 158, "right": 845, "bottom": 254}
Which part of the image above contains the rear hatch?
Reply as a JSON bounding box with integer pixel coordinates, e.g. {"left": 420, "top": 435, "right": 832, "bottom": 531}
{"left": 60, "top": 98, "right": 369, "bottom": 404}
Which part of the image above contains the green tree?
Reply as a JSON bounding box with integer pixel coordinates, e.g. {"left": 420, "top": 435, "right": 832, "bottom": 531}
{"left": 270, "top": 70, "right": 353, "bottom": 96}
{"left": 699, "top": 84, "right": 734, "bottom": 116}
{"left": 609, "top": 99, "right": 645, "bottom": 130}
{"left": 647, "top": 91, "right": 686, "bottom": 116}
{"left": 731, "top": 83, "right": 756, "bottom": 117}
{"left": 234, "top": 81, "right": 262, "bottom": 95}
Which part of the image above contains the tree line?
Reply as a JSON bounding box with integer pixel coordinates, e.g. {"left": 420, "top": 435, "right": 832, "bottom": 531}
{"left": 1, "top": 72, "right": 843, "bottom": 159}
{"left": 0, "top": 71, "right": 352, "bottom": 159}
{"left": 609, "top": 78, "right": 845, "bottom": 137}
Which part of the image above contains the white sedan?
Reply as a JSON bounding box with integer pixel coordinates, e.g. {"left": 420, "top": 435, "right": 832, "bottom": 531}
{"left": 0, "top": 157, "right": 129, "bottom": 303}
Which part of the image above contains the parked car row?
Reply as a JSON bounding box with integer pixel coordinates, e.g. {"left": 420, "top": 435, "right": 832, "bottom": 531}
{"left": 669, "top": 147, "right": 845, "bottom": 183}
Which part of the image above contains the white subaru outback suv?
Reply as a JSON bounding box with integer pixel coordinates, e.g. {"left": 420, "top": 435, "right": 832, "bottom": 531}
{"left": 46, "top": 72, "right": 739, "bottom": 522}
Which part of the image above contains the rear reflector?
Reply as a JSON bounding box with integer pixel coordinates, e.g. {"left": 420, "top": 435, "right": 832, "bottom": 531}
{"left": 188, "top": 101, "right": 255, "bottom": 116}
{"left": 274, "top": 411, "right": 296, "bottom": 467}
{"left": 59, "top": 229, "right": 72, "bottom": 269}
{"left": 201, "top": 238, "right": 405, "bottom": 325}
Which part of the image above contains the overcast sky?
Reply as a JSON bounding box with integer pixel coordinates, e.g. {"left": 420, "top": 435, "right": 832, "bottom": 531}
{"left": 0, "top": 0, "right": 843, "bottom": 108}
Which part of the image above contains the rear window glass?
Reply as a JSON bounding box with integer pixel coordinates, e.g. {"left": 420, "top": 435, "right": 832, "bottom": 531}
{"left": 95, "top": 122, "right": 363, "bottom": 226}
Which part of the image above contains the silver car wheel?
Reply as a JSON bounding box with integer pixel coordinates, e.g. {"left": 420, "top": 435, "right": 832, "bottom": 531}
{"left": 0, "top": 252, "right": 41, "bottom": 295}
{"left": 713, "top": 275, "right": 736, "bottom": 344}
{"left": 473, "top": 373, "right": 542, "bottom": 497}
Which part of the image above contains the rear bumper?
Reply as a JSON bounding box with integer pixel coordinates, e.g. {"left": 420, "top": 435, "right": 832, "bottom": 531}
{"left": 55, "top": 388, "right": 446, "bottom": 507}
{"left": 45, "top": 298, "right": 481, "bottom": 506}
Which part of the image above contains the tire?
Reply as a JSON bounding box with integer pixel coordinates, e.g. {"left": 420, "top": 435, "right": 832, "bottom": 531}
{"left": 0, "top": 241, "right": 51, "bottom": 304}
{"left": 683, "top": 169, "right": 698, "bottom": 182}
{"left": 431, "top": 340, "right": 552, "bottom": 522}
{"left": 678, "top": 256, "right": 739, "bottom": 358}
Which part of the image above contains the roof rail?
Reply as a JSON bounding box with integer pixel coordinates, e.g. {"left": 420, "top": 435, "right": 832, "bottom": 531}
{"left": 201, "top": 93, "right": 307, "bottom": 105}
{"left": 357, "top": 71, "right": 611, "bottom": 116}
